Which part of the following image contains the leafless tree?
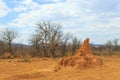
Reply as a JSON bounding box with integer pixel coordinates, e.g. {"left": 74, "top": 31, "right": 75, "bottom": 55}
{"left": 61, "top": 33, "right": 72, "bottom": 56}
{"left": 0, "top": 29, "right": 17, "bottom": 55}
{"left": 105, "top": 40, "right": 113, "bottom": 55}
{"left": 0, "top": 40, "right": 7, "bottom": 55}
{"left": 71, "top": 37, "right": 81, "bottom": 54}
{"left": 30, "top": 20, "right": 63, "bottom": 57}
{"left": 113, "top": 38, "right": 119, "bottom": 51}
{"left": 48, "top": 24, "right": 63, "bottom": 57}
{"left": 29, "top": 34, "right": 42, "bottom": 57}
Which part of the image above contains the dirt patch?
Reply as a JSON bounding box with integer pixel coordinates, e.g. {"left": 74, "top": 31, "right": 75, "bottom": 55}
{"left": 58, "top": 38, "right": 103, "bottom": 68}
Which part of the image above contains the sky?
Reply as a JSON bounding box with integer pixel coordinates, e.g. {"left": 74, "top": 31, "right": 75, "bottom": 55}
{"left": 0, "top": 0, "right": 120, "bottom": 44}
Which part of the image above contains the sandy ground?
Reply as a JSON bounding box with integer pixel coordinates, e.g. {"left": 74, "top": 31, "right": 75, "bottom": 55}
{"left": 0, "top": 56, "right": 120, "bottom": 80}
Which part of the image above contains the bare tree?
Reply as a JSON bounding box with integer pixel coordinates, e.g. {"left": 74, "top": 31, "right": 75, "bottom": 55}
{"left": 0, "top": 29, "right": 17, "bottom": 55}
{"left": 36, "top": 21, "right": 52, "bottom": 57}
{"left": 71, "top": 37, "right": 81, "bottom": 54}
{"left": 113, "top": 38, "right": 119, "bottom": 51}
{"left": 29, "top": 34, "right": 42, "bottom": 57}
{"left": 31, "top": 20, "right": 63, "bottom": 57}
{"left": 48, "top": 24, "right": 63, "bottom": 57}
{"left": 61, "top": 33, "right": 72, "bottom": 56}
{"left": 105, "top": 40, "right": 113, "bottom": 55}
{"left": 0, "top": 40, "right": 7, "bottom": 55}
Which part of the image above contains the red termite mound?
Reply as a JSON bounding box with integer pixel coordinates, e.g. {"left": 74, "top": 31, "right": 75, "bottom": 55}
{"left": 58, "top": 38, "right": 103, "bottom": 68}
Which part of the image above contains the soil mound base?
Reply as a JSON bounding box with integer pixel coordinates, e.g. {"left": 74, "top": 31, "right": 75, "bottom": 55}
{"left": 58, "top": 38, "right": 103, "bottom": 68}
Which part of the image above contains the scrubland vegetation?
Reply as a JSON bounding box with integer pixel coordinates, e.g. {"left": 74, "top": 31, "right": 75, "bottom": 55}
{"left": 0, "top": 20, "right": 120, "bottom": 58}
{"left": 0, "top": 20, "right": 120, "bottom": 80}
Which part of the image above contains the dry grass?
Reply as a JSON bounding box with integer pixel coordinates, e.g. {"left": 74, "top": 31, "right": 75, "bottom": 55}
{"left": 0, "top": 56, "right": 120, "bottom": 80}
{"left": 1, "top": 52, "right": 14, "bottom": 59}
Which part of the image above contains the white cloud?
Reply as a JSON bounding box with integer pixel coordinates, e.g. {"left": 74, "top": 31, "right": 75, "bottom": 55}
{"left": 13, "top": 0, "right": 41, "bottom": 12}
{"left": 41, "top": 0, "right": 65, "bottom": 3}
{"left": 46, "top": 0, "right": 60, "bottom": 2}
{"left": 0, "top": 0, "right": 11, "bottom": 17}
{"left": 9, "top": 0, "right": 84, "bottom": 27}
{"left": 0, "top": 24, "right": 7, "bottom": 30}
{"left": 13, "top": 6, "right": 28, "bottom": 12}
{"left": 6, "top": 0, "right": 120, "bottom": 44}
{"left": 13, "top": 28, "right": 35, "bottom": 44}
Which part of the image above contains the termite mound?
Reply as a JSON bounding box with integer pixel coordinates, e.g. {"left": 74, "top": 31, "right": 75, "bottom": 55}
{"left": 58, "top": 38, "right": 103, "bottom": 69}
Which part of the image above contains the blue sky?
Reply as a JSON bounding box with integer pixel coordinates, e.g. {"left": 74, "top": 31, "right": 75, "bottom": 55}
{"left": 0, "top": 0, "right": 120, "bottom": 44}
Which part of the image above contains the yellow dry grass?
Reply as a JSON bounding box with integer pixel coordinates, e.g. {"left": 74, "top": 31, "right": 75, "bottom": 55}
{"left": 0, "top": 56, "right": 120, "bottom": 80}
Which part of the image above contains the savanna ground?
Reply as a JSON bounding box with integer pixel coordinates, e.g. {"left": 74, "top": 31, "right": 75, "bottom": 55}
{"left": 0, "top": 56, "right": 120, "bottom": 80}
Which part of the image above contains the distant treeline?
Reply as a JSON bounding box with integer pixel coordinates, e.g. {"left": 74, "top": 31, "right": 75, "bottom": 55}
{"left": 0, "top": 20, "right": 120, "bottom": 59}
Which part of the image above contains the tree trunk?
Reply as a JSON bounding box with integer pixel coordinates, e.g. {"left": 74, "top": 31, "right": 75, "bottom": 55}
{"left": 43, "top": 46, "right": 48, "bottom": 57}
{"left": 50, "top": 48, "right": 56, "bottom": 58}
{"left": 8, "top": 43, "right": 13, "bottom": 55}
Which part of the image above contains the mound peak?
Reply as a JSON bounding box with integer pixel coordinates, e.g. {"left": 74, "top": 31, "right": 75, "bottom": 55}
{"left": 75, "top": 38, "right": 92, "bottom": 57}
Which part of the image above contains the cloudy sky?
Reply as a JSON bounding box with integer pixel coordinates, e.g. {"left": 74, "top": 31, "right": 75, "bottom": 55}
{"left": 0, "top": 0, "right": 120, "bottom": 44}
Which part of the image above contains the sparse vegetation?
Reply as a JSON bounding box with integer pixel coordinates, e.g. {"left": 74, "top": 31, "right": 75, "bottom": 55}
{"left": 0, "top": 20, "right": 120, "bottom": 58}
{"left": 0, "top": 20, "right": 119, "bottom": 80}
{"left": 92, "top": 38, "right": 120, "bottom": 56}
